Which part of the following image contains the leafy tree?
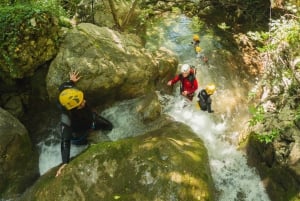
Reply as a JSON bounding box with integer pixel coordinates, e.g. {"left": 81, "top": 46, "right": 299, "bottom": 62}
{"left": 247, "top": 2, "right": 300, "bottom": 144}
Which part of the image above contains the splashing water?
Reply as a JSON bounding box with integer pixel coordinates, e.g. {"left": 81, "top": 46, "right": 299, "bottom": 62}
{"left": 38, "top": 98, "right": 153, "bottom": 175}
{"left": 160, "top": 94, "right": 270, "bottom": 201}
{"left": 148, "top": 12, "right": 270, "bottom": 201}
{"left": 38, "top": 135, "right": 87, "bottom": 175}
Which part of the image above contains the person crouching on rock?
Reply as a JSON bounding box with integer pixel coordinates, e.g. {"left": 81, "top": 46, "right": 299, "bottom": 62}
{"left": 55, "top": 70, "right": 113, "bottom": 177}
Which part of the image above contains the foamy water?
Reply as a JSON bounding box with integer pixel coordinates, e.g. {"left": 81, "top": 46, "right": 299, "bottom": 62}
{"left": 162, "top": 96, "right": 270, "bottom": 201}
{"left": 38, "top": 98, "right": 151, "bottom": 175}
{"left": 37, "top": 93, "right": 270, "bottom": 200}
{"left": 38, "top": 135, "right": 87, "bottom": 175}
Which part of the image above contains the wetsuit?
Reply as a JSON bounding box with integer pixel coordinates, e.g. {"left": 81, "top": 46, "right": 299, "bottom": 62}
{"left": 192, "top": 39, "right": 200, "bottom": 47}
{"left": 197, "top": 89, "right": 214, "bottom": 113}
{"left": 169, "top": 71, "right": 198, "bottom": 101}
{"left": 58, "top": 81, "right": 113, "bottom": 164}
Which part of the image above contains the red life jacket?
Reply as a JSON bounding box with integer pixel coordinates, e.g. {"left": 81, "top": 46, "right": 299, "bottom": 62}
{"left": 178, "top": 66, "right": 196, "bottom": 93}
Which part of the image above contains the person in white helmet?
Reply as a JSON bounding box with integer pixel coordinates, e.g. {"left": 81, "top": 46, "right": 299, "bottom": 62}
{"left": 167, "top": 64, "right": 198, "bottom": 101}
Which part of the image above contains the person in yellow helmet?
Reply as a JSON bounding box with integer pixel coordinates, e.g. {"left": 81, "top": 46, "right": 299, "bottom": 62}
{"left": 195, "top": 46, "right": 201, "bottom": 53}
{"left": 195, "top": 46, "right": 203, "bottom": 58}
{"left": 197, "top": 84, "right": 216, "bottom": 113}
{"left": 192, "top": 34, "right": 200, "bottom": 47}
{"left": 192, "top": 34, "right": 209, "bottom": 63}
{"left": 56, "top": 71, "right": 113, "bottom": 177}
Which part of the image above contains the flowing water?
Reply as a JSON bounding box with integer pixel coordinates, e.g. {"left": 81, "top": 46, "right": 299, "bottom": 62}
{"left": 38, "top": 12, "right": 271, "bottom": 201}
{"left": 146, "top": 12, "right": 271, "bottom": 201}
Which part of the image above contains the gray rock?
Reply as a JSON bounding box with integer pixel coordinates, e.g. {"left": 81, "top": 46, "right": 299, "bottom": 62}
{"left": 0, "top": 108, "right": 39, "bottom": 200}
{"left": 20, "top": 121, "right": 215, "bottom": 201}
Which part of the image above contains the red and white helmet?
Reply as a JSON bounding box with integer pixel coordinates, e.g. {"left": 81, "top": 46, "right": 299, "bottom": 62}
{"left": 181, "top": 64, "right": 190, "bottom": 73}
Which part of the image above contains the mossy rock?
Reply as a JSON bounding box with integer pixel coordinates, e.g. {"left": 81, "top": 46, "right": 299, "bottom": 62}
{"left": 20, "top": 121, "right": 215, "bottom": 201}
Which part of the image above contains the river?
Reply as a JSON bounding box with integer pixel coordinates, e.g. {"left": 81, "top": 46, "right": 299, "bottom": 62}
{"left": 38, "top": 12, "right": 270, "bottom": 201}
{"left": 146, "top": 12, "right": 271, "bottom": 201}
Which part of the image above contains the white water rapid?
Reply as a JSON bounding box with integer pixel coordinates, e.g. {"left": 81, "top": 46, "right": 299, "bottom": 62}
{"left": 160, "top": 95, "right": 270, "bottom": 201}
{"left": 146, "top": 12, "right": 271, "bottom": 201}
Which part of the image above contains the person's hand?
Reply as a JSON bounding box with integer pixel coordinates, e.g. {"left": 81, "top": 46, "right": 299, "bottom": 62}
{"left": 167, "top": 81, "right": 172, "bottom": 86}
{"left": 69, "top": 70, "right": 81, "bottom": 83}
{"left": 182, "top": 91, "right": 188, "bottom": 96}
{"left": 55, "top": 163, "right": 67, "bottom": 177}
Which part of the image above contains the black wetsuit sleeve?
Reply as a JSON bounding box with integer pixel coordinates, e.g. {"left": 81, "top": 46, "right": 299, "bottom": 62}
{"left": 198, "top": 90, "right": 208, "bottom": 110}
{"left": 58, "top": 80, "right": 75, "bottom": 164}
{"left": 207, "top": 96, "right": 213, "bottom": 113}
{"left": 94, "top": 113, "right": 113, "bottom": 131}
{"left": 61, "top": 123, "right": 72, "bottom": 164}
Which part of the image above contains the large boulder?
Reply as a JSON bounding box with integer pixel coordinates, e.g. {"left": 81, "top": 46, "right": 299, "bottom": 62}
{"left": 20, "top": 121, "right": 215, "bottom": 201}
{"left": 46, "top": 23, "right": 177, "bottom": 106}
{"left": 0, "top": 7, "right": 60, "bottom": 81}
{"left": 0, "top": 108, "right": 39, "bottom": 200}
{"left": 247, "top": 131, "right": 300, "bottom": 201}
{"left": 245, "top": 98, "right": 300, "bottom": 201}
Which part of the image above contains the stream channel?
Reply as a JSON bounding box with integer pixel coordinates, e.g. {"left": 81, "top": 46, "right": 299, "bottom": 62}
{"left": 39, "top": 12, "right": 271, "bottom": 201}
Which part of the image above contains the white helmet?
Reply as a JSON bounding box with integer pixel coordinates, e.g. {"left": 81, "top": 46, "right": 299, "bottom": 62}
{"left": 181, "top": 64, "right": 190, "bottom": 73}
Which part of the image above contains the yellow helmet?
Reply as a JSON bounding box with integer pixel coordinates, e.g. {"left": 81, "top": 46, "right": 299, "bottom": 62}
{"left": 206, "top": 84, "right": 216, "bottom": 95}
{"left": 59, "top": 88, "right": 84, "bottom": 110}
{"left": 193, "top": 34, "right": 200, "bottom": 41}
{"left": 195, "top": 46, "right": 201, "bottom": 53}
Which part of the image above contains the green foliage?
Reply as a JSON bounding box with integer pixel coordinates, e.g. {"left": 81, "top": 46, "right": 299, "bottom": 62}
{"left": 0, "top": 0, "right": 30, "bottom": 6}
{"left": 33, "top": 0, "right": 82, "bottom": 18}
{"left": 217, "top": 22, "right": 230, "bottom": 30}
{"left": 32, "top": 0, "right": 68, "bottom": 18}
{"left": 246, "top": 30, "right": 269, "bottom": 51}
{"left": 256, "top": 129, "right": 279, "bottom": 144}
{"left": 295, "top": 105, "right": 300, "bottom": 121}
{"left": 0, "top": 5, "right": 40, "bottom": 77}
{"left": 249, "top": 105, "right": 265, "bottom": 127}
{"left": 0, "top": 0, "right": 68, "bottom": 17}
{"left": 190, "top": 16, "right": 205, "bottom": 31}
{"left": 246, "top": 3, "right": 299, "bottom": 146}
{"left": 247, "top": 15, "right": 300, "bottom": 54}
{"left": 0, "top": 1, "right": 70, "bottom": 78}
{"left": 247, "top": 90, "right": 257, "bottom": 101}
{"left": 287, "top": 82, "right": 298, "bottom": 96}
{"left": 216, "top": 0, "right": 270, "bottom": 27}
